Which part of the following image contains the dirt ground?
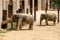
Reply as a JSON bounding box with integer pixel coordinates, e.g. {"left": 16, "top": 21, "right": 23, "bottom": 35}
{"left": 0, "top": 20, "right": 60, "bottom": 40}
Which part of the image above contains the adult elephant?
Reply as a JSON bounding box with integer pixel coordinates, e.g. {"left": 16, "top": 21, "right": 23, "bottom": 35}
{"left": 40, "top": 13, "right": 57, "bottom": 25}
{"left": 13, "top": 13, "right": 34, "bottom": 30}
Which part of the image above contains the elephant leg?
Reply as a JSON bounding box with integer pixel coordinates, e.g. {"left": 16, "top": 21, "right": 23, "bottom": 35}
{"left": 22, "top": 21, "right": 24, "bottom": 26}
{"left": 11, "top": 22, "right": 13, "bottom": 30}
{"left": 19, "top": 23, "right": 22, "bottom": 30}
{"left": 53, "top": 20, "right": 56, "bottom": 25}
{"left": 40, "top": 19, "right": 42, "bottom": 25}
{"left": 22, "top": 20, "right": 24, "bottom": 26}
{"left": 16, "top": 19, "right": 22, "bottom": 31}
{"left": 29, "top": 22, "right": 33, "bottom": 30}
{"left": 45, "top": 19, "right": 48, "bottom": 25}
{"left": 16, "top": 22, "right": 20, "bottom": 31}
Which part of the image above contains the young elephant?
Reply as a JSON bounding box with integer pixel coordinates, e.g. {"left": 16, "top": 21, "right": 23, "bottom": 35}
{"left": 13, "top": 13, "right": 34, "bottom": 30}
{"left": 1, "top": 16, "right": 18, "bottom": 30}
{"left": 40, "top": 13, "right": 57, "bottom": 25}
{"left": 1, "top": 13, "right": 34, "bottom": 30}
{"left": 1, "top": 18, "right": 13, "bottom": 24}
{"left": 1, "top": 18, "right": 12, "bottom": 30}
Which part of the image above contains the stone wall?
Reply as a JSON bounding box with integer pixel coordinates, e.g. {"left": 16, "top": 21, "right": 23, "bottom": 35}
{"left": 0, "top": 0, "right": 2, "bottom": 28}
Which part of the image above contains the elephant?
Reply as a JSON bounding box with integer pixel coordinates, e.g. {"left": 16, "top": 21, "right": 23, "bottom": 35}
{"left": 1, "top": 18, "right": 13, "bottom": 24}
{"left": 2, "top": 13, "right": 34, "bottom": 30}
{"left": 13, "top": 13, "right": 34, "bottom": 30}
{"left": 40, "top": 13, "right": 57, "bottom": 25}
{"left": 1, "top": 17, "right": 16, "bottom": 30}
{"left": 1, "top": 13, "right": 34, "bottom": 30}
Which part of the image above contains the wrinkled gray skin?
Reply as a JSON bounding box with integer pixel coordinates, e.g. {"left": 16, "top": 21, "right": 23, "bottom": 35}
{"left": 40, "top": 13, "right": 56, "bottom": 25}
{"left": 1, "top": 13, "right": 34, "bottom": 31}
{"left": 13, "top": 13, "right": 34, "bottom": 30}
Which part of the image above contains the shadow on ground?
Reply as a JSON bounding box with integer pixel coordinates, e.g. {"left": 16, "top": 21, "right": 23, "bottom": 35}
{"left": 36, "top": 24, "right": 56, "bottom": 26}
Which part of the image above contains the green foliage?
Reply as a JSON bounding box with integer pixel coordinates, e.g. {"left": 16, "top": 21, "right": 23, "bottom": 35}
{"left": 51, "top": 0, "right": 60, "bottom": 8}
{"left": 51, "top": 0, "right": 56, "bottom": 3}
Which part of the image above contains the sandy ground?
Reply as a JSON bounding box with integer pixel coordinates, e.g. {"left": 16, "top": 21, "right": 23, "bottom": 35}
{"left": 0, "top": 21, "right": 60, "bottom": 40}
{"left": 0, "top": 10, "right": 60, "bottom": 40}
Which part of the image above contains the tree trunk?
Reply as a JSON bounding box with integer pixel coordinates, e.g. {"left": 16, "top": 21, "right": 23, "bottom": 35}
{"left": 57, "top": 8, "right": 59, "bottom": 23}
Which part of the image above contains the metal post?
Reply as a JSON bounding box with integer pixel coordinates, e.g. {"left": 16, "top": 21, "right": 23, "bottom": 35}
{"left": 57, "top": 8, "right": 59, "bottom": 23}
{"left": 45, "top": 0, "right": 48, "bottom": 13}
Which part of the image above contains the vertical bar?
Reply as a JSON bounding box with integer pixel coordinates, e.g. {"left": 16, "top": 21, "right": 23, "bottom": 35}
{"left": 0, "top": 0, "right": 2, "bottom": 29}
{"left": 45, "top": 0, "right": 48, "bottom": 13}
{"left": 2, "top": 0, "right": 7, "bottom": 29}
{"left": 30, "top": 0, "right": 33, "bottom": 15}
{"left": 58, "top": 8, "right": 59, "bottom": 23}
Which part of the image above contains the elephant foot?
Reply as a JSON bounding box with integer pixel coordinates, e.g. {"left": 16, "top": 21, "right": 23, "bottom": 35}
{"left": 15, "top": 29, "right": 19, "bottom": 31}
{"left": 29, "top": 24, "right": 33, "bottom": 30}
{"left": 53, "top": 23, "right": 56, "bottom": 26}
{"left": 40, "top": 20, "right": 42, "bottom": 26}
{"left": 47, "top": 24, "right": 49, "bottom": 25}
{"left": 29, "top": 27, "right": 33, "bottom": 30}
{"left": 45, "top": 23, "right": 48, "bottom": 26}
{"left": 16, "top": 27, "right": 20, "bottom": 31}
{"left": 54, "top": 21, "right": 56, "bottom": 25}
{"left": 29, "top": 28, "right": 32, "bottom": 30}
{"left": 45, "top": 24, "right": 48, "bottom": 26}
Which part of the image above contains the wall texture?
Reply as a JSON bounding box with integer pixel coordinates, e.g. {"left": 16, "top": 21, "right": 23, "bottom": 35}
{"left": 0, "top": 0, "right": 2, "bottom": 28}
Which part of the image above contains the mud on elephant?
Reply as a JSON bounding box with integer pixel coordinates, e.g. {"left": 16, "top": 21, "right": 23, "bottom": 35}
{"left": 40, "top": 13, "right": 57, "bottom": 25}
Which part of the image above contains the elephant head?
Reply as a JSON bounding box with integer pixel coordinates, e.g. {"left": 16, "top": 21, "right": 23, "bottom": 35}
{"left": 40, "top": 13, "right": 47, "bottom": 20}
{"left": 12, "top": 14, "right": 19, "bottom": 22}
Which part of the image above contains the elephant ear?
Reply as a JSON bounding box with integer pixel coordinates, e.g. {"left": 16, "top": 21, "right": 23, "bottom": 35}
{"left": 14, "top": 15, "right": 19, "bottom": 19}
{"left": 41, "top": 14, "right": 45, "bottom": 18}
{"left": 12, "top": 15, "right": 19, "bottom": 22}
{"left": 41, "top": 14, "right": 47, "bottom": 19}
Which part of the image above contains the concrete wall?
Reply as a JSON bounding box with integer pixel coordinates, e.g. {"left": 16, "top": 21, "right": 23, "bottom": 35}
{"left": 13, "top": 0, "right": 17, "bottom": 14}
{"left": 25, "top": 0, "right": 29, "bottom": 13}
{"left": 38, "top": 0, "right": 41, "bottom": 10}
{"left": 0, "top": 0, "right": 2, "bottom": 28}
